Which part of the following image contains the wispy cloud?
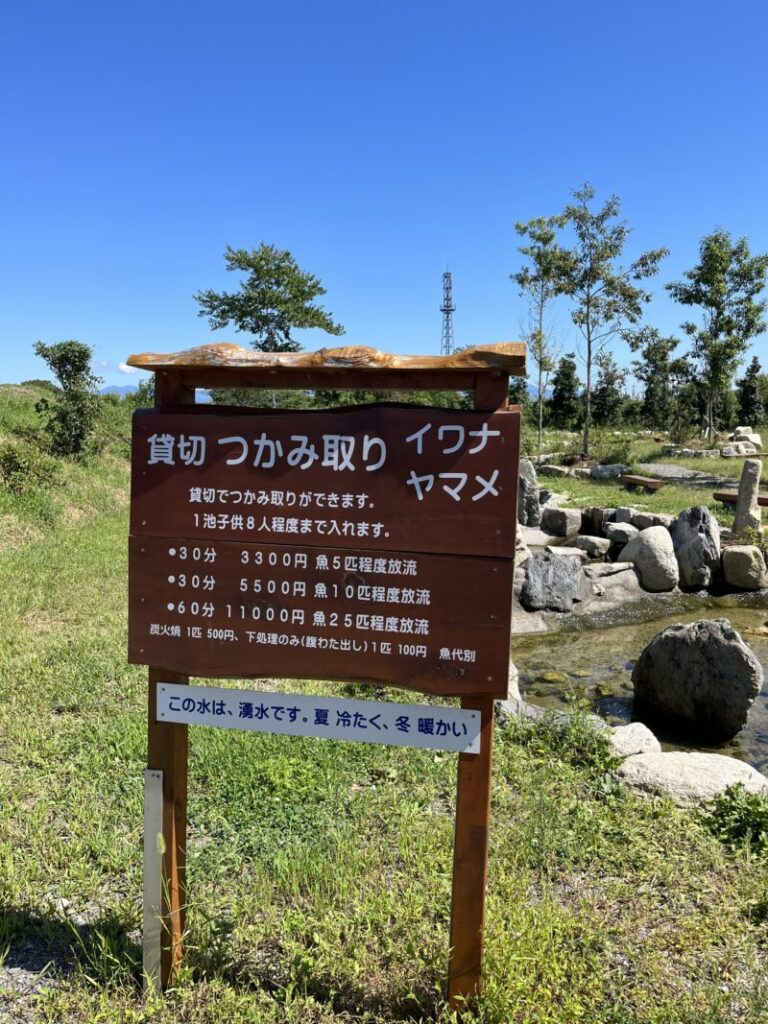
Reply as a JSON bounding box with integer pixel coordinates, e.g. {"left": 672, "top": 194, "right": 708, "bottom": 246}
{"left": 118, "top": 362, "right": 137, "bottom": 374}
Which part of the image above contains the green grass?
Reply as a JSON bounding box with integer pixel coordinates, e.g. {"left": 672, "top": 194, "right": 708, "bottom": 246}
{"left": 533, "top": 431, "right": 767, "bottom": 524}
{"left": 2, "top": 404, "right": 768, "bottom": 1021}
{"left": 539, "top": 476, "right": 754, "bottom": 526}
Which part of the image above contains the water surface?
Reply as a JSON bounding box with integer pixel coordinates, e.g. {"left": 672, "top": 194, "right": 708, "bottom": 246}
{"left": 513, "top": 601, "right": 768, "bottom": 771}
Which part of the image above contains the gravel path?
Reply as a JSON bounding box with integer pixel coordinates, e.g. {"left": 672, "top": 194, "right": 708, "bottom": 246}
{"left": 639, "top": 462, "right": 737, "bottom": 488}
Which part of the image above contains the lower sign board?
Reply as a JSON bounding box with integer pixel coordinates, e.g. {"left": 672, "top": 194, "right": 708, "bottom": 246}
{"left": 130, "top": 537, "right": 514, "bottom": 696}
{"left": 156, "top": 682, "right": 481, "bottom": 754}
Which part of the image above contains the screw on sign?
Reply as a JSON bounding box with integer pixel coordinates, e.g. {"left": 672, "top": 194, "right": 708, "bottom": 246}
{"left": 126, "top": 342, "right": 524, "bottom": 1008}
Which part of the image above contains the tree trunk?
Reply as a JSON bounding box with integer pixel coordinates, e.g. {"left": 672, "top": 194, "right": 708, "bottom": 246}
{"left": 582, "top": 335, "right": 592, "bottom": 457}
{"left": 704, "top": 390, "right": 716, "bottom": 442}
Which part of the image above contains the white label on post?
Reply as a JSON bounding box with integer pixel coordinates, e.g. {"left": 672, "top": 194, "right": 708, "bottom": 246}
{"left": 156, "top": 682, "right": 481, "bottom": 755}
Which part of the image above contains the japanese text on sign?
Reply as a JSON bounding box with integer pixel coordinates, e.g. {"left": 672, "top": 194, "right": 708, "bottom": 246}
{"left": 131, "top": 406, "right": 519, "bottom": 559}
{"left": 156, "top": 682, "right": 481, "bottom": 754}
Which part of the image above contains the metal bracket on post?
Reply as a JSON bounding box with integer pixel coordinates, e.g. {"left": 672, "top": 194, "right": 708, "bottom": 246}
{"left": 143, "top": 769, "right": 164, "bottom": 994}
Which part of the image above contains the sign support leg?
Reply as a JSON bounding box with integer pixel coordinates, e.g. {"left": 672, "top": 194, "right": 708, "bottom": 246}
{"left": 147, "top": 667, "right": 189, "bottom": 989}
{"left": 143, "top": 768, "right": 163, "bottom": 993}
{"left": 448, "top": 695, "right": 495, "bottom": 1009}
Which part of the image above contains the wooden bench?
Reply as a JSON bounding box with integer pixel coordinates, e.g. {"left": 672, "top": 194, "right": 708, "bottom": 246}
{"left": 620, "top": 474, "right": 665, "bottom": 493}
{"left": 713, "top": 490, "right": 768, "bottom": 507}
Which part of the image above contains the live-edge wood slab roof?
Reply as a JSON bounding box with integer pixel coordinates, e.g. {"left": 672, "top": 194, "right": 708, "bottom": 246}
{"left": 126, "top": 342, "right": 526, "bottom": 377}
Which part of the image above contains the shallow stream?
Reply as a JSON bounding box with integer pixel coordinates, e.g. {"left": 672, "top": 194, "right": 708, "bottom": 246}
{"left": 512, "top": 597, "right": 768, "bottom": 771}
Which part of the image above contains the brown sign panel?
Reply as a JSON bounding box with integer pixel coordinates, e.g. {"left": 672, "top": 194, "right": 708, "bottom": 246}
{"left": 128, "top": 537, "right": 513, "bottom": 696}
{"left": 129, "top": 403, "right": 520, "bottom": 696}
{"left": 130, "top": 405, "right": 519, "bottom": 559}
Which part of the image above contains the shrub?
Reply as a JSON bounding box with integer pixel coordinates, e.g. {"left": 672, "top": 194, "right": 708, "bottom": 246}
{"left": 33, "top": 340, "right": 101, "bottom": 458}
{"left": 0, "top": 441, "right": 60, "bottom": 493}
{"left": 700, "top": 784, "right": 768, "bottom": 856}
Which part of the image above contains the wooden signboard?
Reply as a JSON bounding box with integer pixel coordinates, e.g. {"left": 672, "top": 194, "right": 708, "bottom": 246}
{"left": 129, "top": 405, "right": 518, "bottom": 696}
{"left": 126, "top": 342, "right": 524, "bottom": 1010}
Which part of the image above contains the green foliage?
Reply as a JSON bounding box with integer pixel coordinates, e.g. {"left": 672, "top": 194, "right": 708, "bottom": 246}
{"left": 0, "top": 440, "right": 60, "bottom": 493}
{"left": 557, "top": 183, "right": 668, "bottom": 455}
{"left": 19, "top": 378, "right": 58, "bottom": 394}
{"left": 549, "top": 352, "right": 582, "bottom": 428}
{"left": 208, "top": 386, "right": 315, "bottom": 409}
{"left": 501, "top": 709, "right": 616, "bottom": 778}
{"left": 33, "top": 340, "right": 102, "bottom": 458}
{"left": 123, "top": 377, "right": 155, "bottom": 408}
{"left": 736, "top": 356, "right": 765, "bottom": 426}
{"left": 667, "top": 229, "right": 768, "bottom": 439}
{"left": 194, "top": 243, "right": 345, "bottom": 352}
{"left": 590, "top": 352, "right": 627, "bottom": 427}
{"left": 513, "top": 215, "right": 570, "bottom": 451}
{"left": 588, "top": 427, "right": 633, "bottom": 467}
{"left": 507, "top": 374, "right": 530, "bottom": 408}
{"left": 628, "top": 326, "right": 684, "bottom": 430}
{"left": 701, "top": 785, "right": 768, "bottom": 856}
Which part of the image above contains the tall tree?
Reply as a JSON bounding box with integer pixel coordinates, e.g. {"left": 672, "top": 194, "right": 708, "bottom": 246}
{"left": 628, "top": 326, "right": 681, "bottom": 429}
{"left": 557, "top": 184, "right": 668, "bottom": 456}
{"left": 507, "top": 374, "right": 530, "bottom": 409}
{"left": 591, "top": 352, "right": 627, "bottom": 427}
{"left": 512, "top": 215, "right": 569, "bottom": 453}
{"left": 736, "top": 355, "right": 765, "bottom": 426}
{"left": 194, "top": 243, "right": 344, "bottom": 353}
{"left": 33, "top": 340, "right": 102, "bottom": 457}
{"left": 666, "top": 229, "right": 768, "bottom": 440}
{"left": 549, "top": 352, "right": 582, "bottom": 429}
{"left": 667, "top": 356, "right": 700, "bottom": 442}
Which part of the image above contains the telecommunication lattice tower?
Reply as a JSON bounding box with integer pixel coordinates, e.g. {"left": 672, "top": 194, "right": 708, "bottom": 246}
{"left": 440, "top": 271, "right": 455, "bottom": 356}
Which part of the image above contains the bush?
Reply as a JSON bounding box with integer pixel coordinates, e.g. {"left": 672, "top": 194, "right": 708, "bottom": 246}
{"left": 700, "top": 784, "right": 768, "bottom": 856}
{"left": 0, "top": 441, "right": 60, "bottom": 493}
{"left": 501, "top": 708, "right": 617, "bottom": 778}
{"left": 33, "top": 340, "right": 101, "bottom": 458}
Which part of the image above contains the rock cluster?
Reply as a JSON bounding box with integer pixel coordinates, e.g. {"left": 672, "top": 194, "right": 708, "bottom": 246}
{"left": 516, "top": 457, "right": 765, "bottom": 614}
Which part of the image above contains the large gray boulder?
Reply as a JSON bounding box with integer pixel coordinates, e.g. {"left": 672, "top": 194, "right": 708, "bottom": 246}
{"left": 519, "top": 552, "right": 586, "bottom": 613}
{"left": 733, "top": 459, "right": 763, "bottom": 533}
{"left": 722, "top": 545, "right": 768, "bottom": 590}
{"left": 541, "top": 507, "right": 582, "bottom": 537}
{"left": 518, "top": 459, "right": 541, "bottom": 527}
{"left": 619, "top": 526, "right": 679, "bottom": 592}
{"left": 672, "top": 505, "right": 721, "bottom": 588}
{"left": 616, "top": 752, "right": 768, "bottom": 807}
{"left": 632, "top": 618, "right": 763, "bottom": 741}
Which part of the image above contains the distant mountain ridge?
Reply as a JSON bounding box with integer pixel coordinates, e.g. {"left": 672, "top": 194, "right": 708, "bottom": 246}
{"left": 100, "top": 385, "right": 136, "bottom": 396}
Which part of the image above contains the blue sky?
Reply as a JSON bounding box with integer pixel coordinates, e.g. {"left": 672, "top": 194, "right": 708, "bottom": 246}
{"left": 2, "top": 0, "right": 767, "bottom": 388}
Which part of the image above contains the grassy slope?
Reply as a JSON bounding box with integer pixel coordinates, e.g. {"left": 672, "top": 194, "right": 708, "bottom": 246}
{"left": 1, "top": 402, "right": 767, "bottom": 1023}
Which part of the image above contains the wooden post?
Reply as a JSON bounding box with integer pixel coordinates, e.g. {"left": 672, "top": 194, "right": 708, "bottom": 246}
{"left": 147, "top": 671, "right": 189, "bottom": 986}
{"left": 448, "top": 695, "right": 495, "bottom": 1007}
{"left": 145, "top": 369, "right": 193, "bottom": 989}
{"left": 447, "top": 370, "right": 509, "bottom": 1009}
